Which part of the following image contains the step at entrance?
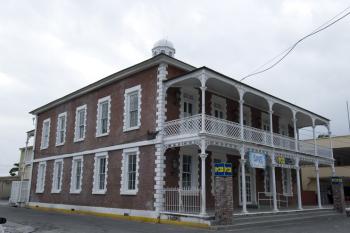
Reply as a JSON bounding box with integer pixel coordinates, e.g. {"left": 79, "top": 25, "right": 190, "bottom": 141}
{"left": 211, "top": 208, "right": 341, "bottom": 230}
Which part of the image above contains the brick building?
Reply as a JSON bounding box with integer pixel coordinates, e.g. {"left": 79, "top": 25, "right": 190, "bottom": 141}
{"left": 28, "top": 40, "right": 334, "bottom": 224}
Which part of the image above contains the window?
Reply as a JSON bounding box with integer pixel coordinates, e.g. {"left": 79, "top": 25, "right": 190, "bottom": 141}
{"left": 282, "top": 168, "right": 293, "bottom": 196}
{"left": 52, "top": 159, "right": 63, "bottom": 193}
{"left": 74, "top": 105, "right": 87, "bottom": 142}
{"left": 121, "top": 148, "right": 139, "bottom": 195}
{"left": 56, "top": 112, "right": 67, "bottom": 146}
{"left": 40, "top": 118, "right": 50, "bottom": 149}
{"left": 70, "top": 156, "right": 83, "bottom": 193}
{"left": 211, "top": 95, "right": 227, "bottom": 119}
{"left": 261, "top": 112, "right": 270, "bottom": 131}
{"left": 93, "top": 153, "right": 108, "bottom": 194}
{"left": 182, "top": 155, "right": 192, "bottom": 188}
{"left": 264, "top": 167, "right": 272, "bottom": 195}
{"left": 36, "top": 162, "right": 46, "bottom": 193}
{"left": 96, "top": 96, "right": 111, "bottom": 137}
{"left": 123, "top": 85, "right": 141, "bottom": 131}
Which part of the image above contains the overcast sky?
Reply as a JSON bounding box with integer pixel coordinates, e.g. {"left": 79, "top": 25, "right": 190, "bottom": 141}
{"left": 0, "top": 0, "right": 349, "bottom": 176}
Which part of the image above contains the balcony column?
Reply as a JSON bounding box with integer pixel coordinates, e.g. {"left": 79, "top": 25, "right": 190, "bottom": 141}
{"left": 292, "top": 110, "right": 298, "bottom": 151}
{"left": 268, "top": 101, "right": 274, "bottom": 146}
{"left": 312, "top": 118, "right": 318, "bottom": 156}
{"left": 271, "top": 152, "right": 278, "bottom": 212}
{"left": 239, "top": 146, "right": 247, "bottom": 213}
{"left": 200, "top": 139, "right": 208, "bottom": 216}
{"left": 315, "top": 161, "right": 322, "bottom": 209}
{"left": 200, "top": 73, "right": 207, "bottom": 134}
{"left": 239, "top": 89, "right": 245, "bottom": 140}
{"left": 295, "top": 158, "right": 303, "bottom": 210}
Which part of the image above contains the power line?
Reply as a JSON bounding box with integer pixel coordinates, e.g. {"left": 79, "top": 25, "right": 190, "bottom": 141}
{"left": 240, "top": 6, "right": 350, "bottom": 82}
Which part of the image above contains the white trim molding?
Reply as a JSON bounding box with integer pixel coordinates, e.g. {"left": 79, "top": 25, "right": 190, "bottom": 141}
{"left": 74, "top": 104, "right": 87, "bottom": 142}
{"left": 35, "top": 161, "right": 47, "bottom": 193}
{"left": 123, "top": 85, "right": 142, "bottom": 132}
{"left": 56, "top": 112, "right": 67, "bottom": 146}
{"left": 96, "top": 96, "right": 111, "bottom": 137}
{"left": 92, "top": 152, "right": 109, "bottom": 194}
{"left": 70, "top": 156, "right": 84, "bottom": 194}
{"left": 120, "top": 147, "right": 140, "bottom": 195}
{"left": 51, "top": 159, "right": 64, "bottom": 193}
{"left": 40, "top": 118, "right": 51, "bottom": 150}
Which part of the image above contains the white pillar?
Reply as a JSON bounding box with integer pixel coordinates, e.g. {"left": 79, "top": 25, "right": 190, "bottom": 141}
{"left": 200, "top": 74, "right": 207, "bottom": 134}
{"left": 268, "top": 101, "right": 274, "bottom": 146}
{"left": 239, "top": 89, "right": 245, "bottom": 140}
{"left": 296, "top": 159, "right": 303, "bottom": 210}
{"left": 200, "top": 139, "right": 207, "bottom": 216}
{"left": 312, "top": 119, "right": 317, "bottom": 156}
{"left": 315, "top": 161, "right": 322, "bottom": 208}
{"left": 292, "top": 110, "right": 298, "bottom": 151}
{"left": 271, "top": 153, "right": 278, "bottom": 212}
{"left": 240, "top": 146, "right": 247, "bottom": 213}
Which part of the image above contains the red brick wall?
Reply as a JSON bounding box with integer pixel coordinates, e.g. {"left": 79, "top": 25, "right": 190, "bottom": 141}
{"left": 30, "top": 145, "right": 156, "bottom": 210}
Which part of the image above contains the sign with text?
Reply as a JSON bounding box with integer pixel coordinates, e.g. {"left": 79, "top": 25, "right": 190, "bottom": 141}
{"left": 332, "top": 176, "right": 343, "bottom": 184}
{"left": 214, "top": 163, "right": 232, "bottom": 177}
{"left": 275, "top": 156, "right": 294, "bottom": 166}
{"left": 249, "top": 152, "right": 266, "bottom": 169}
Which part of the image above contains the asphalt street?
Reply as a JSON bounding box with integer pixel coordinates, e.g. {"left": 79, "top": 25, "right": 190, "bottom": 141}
{"left": 0, "top": 203, "right": 349, "bottom": 233}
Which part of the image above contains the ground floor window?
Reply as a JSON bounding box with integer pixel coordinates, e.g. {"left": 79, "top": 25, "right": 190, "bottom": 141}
{"left": 182, "top": 155, "right": 192, "bottom": 189}
{"left": 239, "top": 164, "right": 256, "bottom": 204}
{"left": 282, "top": 168, "right": 292, "bottom": 196}
{"left": 93, "top": 152, "right": 108, "bottom": 194}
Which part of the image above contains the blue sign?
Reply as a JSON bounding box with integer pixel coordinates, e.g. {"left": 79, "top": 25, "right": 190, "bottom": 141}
{"left": 214, "top": 163, "right": 232, "bottom": 177}
{"left": 249, "top": 152, "right": 266, "bottom": 169}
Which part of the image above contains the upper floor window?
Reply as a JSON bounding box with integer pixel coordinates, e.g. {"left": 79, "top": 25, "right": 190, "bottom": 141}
{"left": 93, "top": 152, "right": 108, "bottom": 194}
{"left": 40, "top": 118, "right": 51, "bottom": 149}
{"left": 36, "top": 162, "right": 46, "bottom": 193}
{"left": 123, "top": 85, "right": 142, "bottom": 131}
{"left": 121, "top": 148, "right": 140, "bottom": 195}
{"left": 51, "top": 159, "right": 63, "bottom": 193}
{"left": 211, "top": 95, "right": 227, "bottom": 119}
{"left": 56, "top": 112, "right": 67, "bottom": 146}
{"left": 261, "top": 112, "right": 270, "bottom": 131}
{"left": 282, "top": 168, "right": 293, "bottom": 196}
{"left": 96, "top": 96, "right": 111, "bottom": 137}
{"left": 74, "top": 105, "right": 87, "bottom": 142}
{"left": 70, "top": 156, "right": 83, "bottom": 193}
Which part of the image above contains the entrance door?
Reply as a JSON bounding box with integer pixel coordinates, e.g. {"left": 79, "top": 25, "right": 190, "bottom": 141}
{"left": 239, "top": 164, "right": 256, "bottom": 205}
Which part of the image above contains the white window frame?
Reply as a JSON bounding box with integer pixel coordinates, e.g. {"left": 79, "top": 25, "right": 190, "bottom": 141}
{"left": 56, "top": 112, "right": 67, "bottom": 146}
{"left": 178, "top": 147, "right": 199, "bottom": 189}
{"left": 261, "top": 112, "right": 270, "bottom": 131}
{"left": 96, "top": 96, "right": 111, "bottom": 137}
{"left": 51, "top": 159, "right": 64, "bottom": 193}
{"left": 40, "top": 118, "right": 51, "bottom": 150}
{"left": 282, "top": 168, "right": 293, "bottom": 196}
{"left": 211, "top": 95, "right": 227, "bottom": 119}
{"left": 120, "top": 147, "right": 140, "bottom": 195}
{"left": 92, "top": 152, "right": 108, "bottom": 194}
{"left": 74, "top": 105, "right": 87, "bottom": 142}
{"left": 36, "top": 161, "right": 46, "bottom": 193}
{"left": 264, "top": 166, "right": 273, "bottom": 196}
{"left": 70, "top": 156, "right": 84, "bottom": 194}
{"left": 123, "top": 85, "right": 142, "bottom": 132}
{"left": 179, "top": 87, "right": 199, "bottom": 118}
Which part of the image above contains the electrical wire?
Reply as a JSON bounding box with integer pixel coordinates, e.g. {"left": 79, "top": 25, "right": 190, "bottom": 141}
{"left": 240, "top": 7, "right": 350, "bottom": 82}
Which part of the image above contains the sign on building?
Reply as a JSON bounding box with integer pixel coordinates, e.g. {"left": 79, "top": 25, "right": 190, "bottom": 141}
{"left": 214, "top": 163, "right": 232, "bottom": 177}
{"left": 275, "top": 156, "right": 294, "bottom": 166}
{"left": 249, "top": 152, "right": 266, "bottom": 169}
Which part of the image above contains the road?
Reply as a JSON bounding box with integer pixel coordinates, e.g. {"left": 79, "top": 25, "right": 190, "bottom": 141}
{"left": 0, "top": 204, "right": 349, "bottom": 233}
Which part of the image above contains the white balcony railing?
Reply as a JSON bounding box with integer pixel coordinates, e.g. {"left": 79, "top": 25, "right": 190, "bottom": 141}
{"left": 163, "top": 114, "right": 333, "bottom": 159}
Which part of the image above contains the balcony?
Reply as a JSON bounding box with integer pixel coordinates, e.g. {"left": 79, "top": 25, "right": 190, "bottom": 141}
{"left": 163, "top": 114, "right": 332, "bottom": 159}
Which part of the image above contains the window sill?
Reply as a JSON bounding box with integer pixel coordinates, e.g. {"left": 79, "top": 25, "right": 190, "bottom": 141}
{"left": 69, "top": 190, "right": 82, "bottom": 194}
{"left": 120, "top": 190, "right": 138, "bottom": 195}
{"left": 92, "top": 190, "right": 107, "bottom": 195}
{"left": 96, "top": 132, "right": 109, "bottom": 138}
{"left": 35, "top": 190, "right": 44, "bottom": 194}
{"left": 55, "top": 143, "right": 65, "bottom": 147}
{"left": 73, "top": 138, "right": 85, "bottom": 143}
{"left": 123, "top": 125, "right": 141, "bottom": 132}
{"left": 51, "top": 190, "right": 61, "bottom": 194}
{"left": 40, "top": 147, "right": 48, "bottom": 150}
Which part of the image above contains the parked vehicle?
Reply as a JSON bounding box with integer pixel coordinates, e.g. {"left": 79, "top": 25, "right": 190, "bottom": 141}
{"left": 0, "top": 217, "right": 6, "bottom": 233}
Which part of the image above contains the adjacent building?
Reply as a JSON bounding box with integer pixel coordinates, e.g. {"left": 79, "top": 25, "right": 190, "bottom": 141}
{"left": 27, "top": 40, "right": 334, "bottom": 224}
{"left": 302, "top": 135, "right": 350, "bottom": 205}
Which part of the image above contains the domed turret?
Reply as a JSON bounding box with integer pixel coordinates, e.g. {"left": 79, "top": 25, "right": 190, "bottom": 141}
{"left": 152, "top": 39, "right": 176, "bottom": 57}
